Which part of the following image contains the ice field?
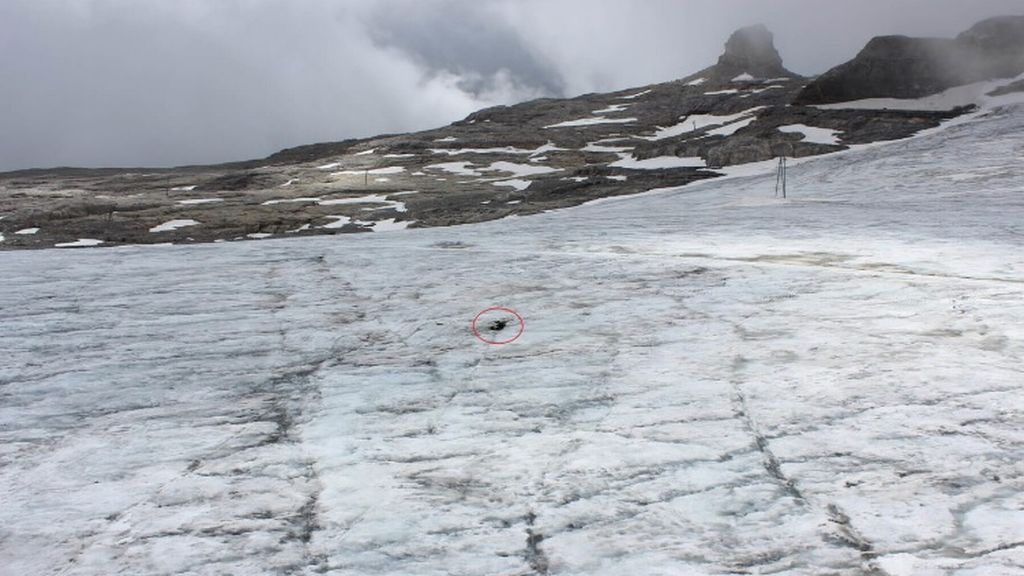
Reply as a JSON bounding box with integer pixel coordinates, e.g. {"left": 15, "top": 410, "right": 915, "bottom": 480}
{"left": 2, "top": 105, "right": 1024, "bottom": 575}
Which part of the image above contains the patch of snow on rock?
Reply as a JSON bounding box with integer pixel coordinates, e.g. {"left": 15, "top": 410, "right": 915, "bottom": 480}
{"left": 778, "top": 124, "right": 843, "bottom": 145}
{"left": 545, "top": 117, "right": 638, "bottom": 129}
{"left": 149, "top": 220, "right": 200, "bottom": 233}
{"left": 54, "top": 238, "right": 104, "bottom": 247}
{"left": 492, "top": 179, "right": 532, "bottom": 191}
{"left": 610, "top": 155, "right": 707, "bottom": 170}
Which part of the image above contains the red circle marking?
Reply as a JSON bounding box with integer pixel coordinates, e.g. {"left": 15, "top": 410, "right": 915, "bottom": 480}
{"left": 471, "top": 307, "right": 525, "bottom": 345}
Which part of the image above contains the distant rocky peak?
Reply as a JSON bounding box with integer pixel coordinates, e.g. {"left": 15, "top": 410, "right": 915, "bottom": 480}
{"left": 714, "top": 24, "right": 796, "bottom": 80}
{"left": 957, "top": 15, "right": 1024, "bottom": 52}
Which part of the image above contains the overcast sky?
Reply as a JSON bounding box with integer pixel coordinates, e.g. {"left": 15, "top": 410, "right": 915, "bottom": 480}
{"left": 2, "top": 0, "right": 1022, "bottom": 171}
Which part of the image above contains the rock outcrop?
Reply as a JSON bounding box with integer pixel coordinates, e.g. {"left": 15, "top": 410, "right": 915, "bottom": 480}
{"left": 796, "top": 15, "right": 1024, "bottom": 105}
{"left": 697, "top": 25, "right": 799, "bottom": 81}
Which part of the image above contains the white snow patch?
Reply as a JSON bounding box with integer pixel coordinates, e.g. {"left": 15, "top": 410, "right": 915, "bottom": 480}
{"left": 741, "top": 86, "right": 784, "bottom": 97}
{"left": 433, "top": 136, "right": 458, "bottom": 142}
{"left": 319, "top": 194, "right": 407, "bottom": 213}
{"left": 644, "top": 108, "right": 764, "bottom": 140}
{"left": 246, "top": 233, "right": 273, "bottom": 239}
{"left": 608, "top": 175, "right": 628, "bottom": 182}
{"left": 354, "top": 149, "right": 376, "bottom": 156}
{"left": 149, "top": 219, "right": 200, "bottom": 233}
{"left": 606, "top": 153, "right": 704, "bottom": 169}
{"left": 493, "top": 179, "right": 532, "bottom": 191}
{"left": 704, "top": 89, "right": 739, "bottom": 95}
{"left": 317, "top": 162, "right": 340, "bottom": 170}
{"left": 384, "top": 154, "right": 416, "bottom": 159}
{"left": 177, "top": 198, "right": 224, "bottom": 205}
{"left": 529, "top": 142, "right": 565, "bottom": 157}
{"left": 333, "top": 167, "right": 406, "bottom": 176}
{"left": 778, "top": 124, "right": 843, "bottom": 145}
{"left": 732, "top": 73, "right": 756, "bottom": 82}
{"left": 366, "top": 218, "right": 411, "bottom": 232}
{"left": 425, "top": 162, "right": 481, "bottom": 177}
{"left": 583, "top": 142, "right": 634, "bottom": 153}
{"left": 591, "top": 103, "right": 631, "bottom": 115}
{"left": 321, "top": 216, "right": 351, "bottom": 229}
{"left": 170, "top": 185, "right": 197, "bottom": 192}
{"left": 429, "top": 146, "right": 534, "bottom": 156}
{"left": 485, "top": 161, "right": 559, "bottom": 178}
{"left": 280, "top": 179, "right": 297, "bottom": 188}
{"left": 610, "top": 155, "right": 706, "bottom": 169}
{"left": 545, "top": 117, "right": 638, "bottom": 129}
{"left": 686, "top": 77, "right": 707, "bottom": 86}
{"left": 262, "top": 197, "right": 321, "bottom": 206}
{"left": 54, "top": 238, "right": 103, "bottom": 247}
{"left": 15, "top": 228, "right": 40, "bottom": 235}
{"left": 706, "top": 117, "right": 756, "bottom": 137}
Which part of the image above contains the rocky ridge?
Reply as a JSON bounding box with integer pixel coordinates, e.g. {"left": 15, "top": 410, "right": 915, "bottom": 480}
{"left": 796, "top": 15, "right": 1024, "bottom": 104}
{"left": 0, "top": 17, "right": 1018, "bottom": 250}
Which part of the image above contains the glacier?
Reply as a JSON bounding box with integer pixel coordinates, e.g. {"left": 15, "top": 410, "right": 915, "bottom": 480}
{"left": 1, "top": 105, "right": 1023, "bottom": 575}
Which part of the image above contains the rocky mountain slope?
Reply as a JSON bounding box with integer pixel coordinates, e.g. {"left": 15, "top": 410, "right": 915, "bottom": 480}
{"left": 1, "top": 18, "right": 1021, "bottom": 250}
{"left": 796, "top": 16, "right": 1024, "bottom": 105}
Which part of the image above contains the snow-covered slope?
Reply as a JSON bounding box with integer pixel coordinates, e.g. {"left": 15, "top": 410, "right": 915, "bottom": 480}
{"left": 2, "top": 105, "right": 1023, "bottom": 575}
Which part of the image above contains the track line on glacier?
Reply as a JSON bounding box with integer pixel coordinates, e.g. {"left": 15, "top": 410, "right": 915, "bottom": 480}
{"left": 728, "top": 336, "right": 890, "bottom": 575}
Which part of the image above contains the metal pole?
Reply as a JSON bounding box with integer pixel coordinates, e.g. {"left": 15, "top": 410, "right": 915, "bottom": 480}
{"left": 782, "top": 157, "right": 787, "bottom": 199}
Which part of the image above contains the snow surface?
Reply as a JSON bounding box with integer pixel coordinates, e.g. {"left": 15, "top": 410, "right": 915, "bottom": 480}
{"left": 321, "top": 215, "right": 351, "bottom": 229}
{"left": 732, "top": 72, "right": 756, "bottom": 82}
{"left": 52, "top": 238, "right": 103, "bottom": 248}
{"left": 429, "top": 146, "right": 535, "bottom": 156}
{"left": 149, "top": 220, "right": 200, "bottom": 233}
{"left": 591, "top": 104, "right": 631, "bottom": 115}
{"left": 492, "top": 179, "right": 532, "bottom": 191}
{"left": 170, "top": 185, "right": 197, "bottom": 192}
{"left": 262, "top": 197, "right": 321, "bottom": 206}
{"left": 686, "top": 77, "right": 707, "bottom": 86}
{"left": 610, "top": 154, "right": 707, "bottom": 169}
{"left": 3, "top": 105, "right": 1024, "bottom": 575}
{"left": 14, "top": 228, "right": 39, "bottom": 235}
{"left": 176, "top": 198, "right": 224, "bottom": 205}
{"left": 333, "top": 167, "right": 405, "bottom": 176}
{"left": 645, "top": 107, "right": 764, "bottom": 140}
{"left": 318, "top": 194, "right": 408, "bottom": 213}
{"left": 545, "top": 117, "right": 638, "bottom": 129}
{"left": 705, "top": 117, "right": 756, "bottom": 137}
{"left": 778, "top": 124, "right": 844, "bottom": 145}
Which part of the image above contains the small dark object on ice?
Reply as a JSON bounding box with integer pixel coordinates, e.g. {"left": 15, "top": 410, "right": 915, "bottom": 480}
{"left": 489, "top": 319, "right": 509, "bottom": 332}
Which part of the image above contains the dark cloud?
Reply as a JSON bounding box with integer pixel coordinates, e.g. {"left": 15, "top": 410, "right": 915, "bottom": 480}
{"left": 1, "top": 0, "right": 1022, "bottom": 171}
{"left": 366, "top": 0, "right": 565, "bottom": 99}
